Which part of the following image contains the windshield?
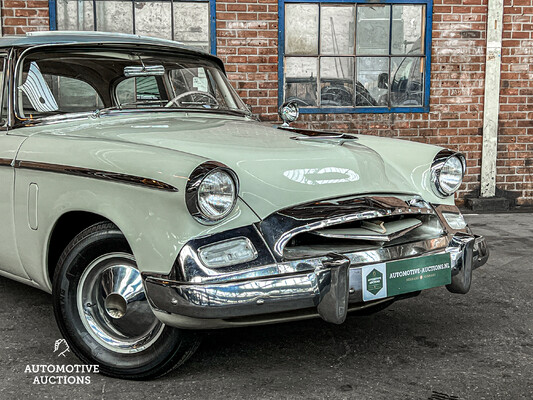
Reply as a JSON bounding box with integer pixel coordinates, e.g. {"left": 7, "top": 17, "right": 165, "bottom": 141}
{"left": 16, "top": 47, "right": 248, "bottom": 121}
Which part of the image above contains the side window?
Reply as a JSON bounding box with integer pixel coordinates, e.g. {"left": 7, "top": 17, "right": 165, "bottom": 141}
{"left": 116, "top": 76, "right": 165, "bottom": 107}
{"left": 18, "top": 62, "right": 103, "bottom": 117}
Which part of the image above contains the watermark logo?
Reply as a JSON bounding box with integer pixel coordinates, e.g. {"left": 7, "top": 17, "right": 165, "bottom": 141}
{"left": 24, "top": 339, "right": 99, "bottom": 385}
{"left": 54, "top": 339, "right": 70, "bottom": 358}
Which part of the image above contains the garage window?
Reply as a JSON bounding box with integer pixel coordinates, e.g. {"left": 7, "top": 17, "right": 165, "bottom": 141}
{"left": 279, "top": 0, "right": 433, "bottom": 113}
{"left": 50, "top": 0, "right": 216, "bottom": 53}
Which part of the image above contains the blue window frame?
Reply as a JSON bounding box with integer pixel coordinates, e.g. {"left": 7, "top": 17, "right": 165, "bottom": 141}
{"left": 278, "top": 0, "right": 433, "bottom": 114}
{"left": 49, "top": 0, "right": 217, "bottom": 55}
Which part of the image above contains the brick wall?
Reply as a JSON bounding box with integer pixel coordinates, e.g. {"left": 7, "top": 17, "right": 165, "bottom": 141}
{"left": 2, "top": 0, "right": 532, "bottom": 205}
{"left": 1, "top": 0, "right": 49, "bottom": 35}
{"left": 216, "top": 0, "right": 280, "bottom": 120}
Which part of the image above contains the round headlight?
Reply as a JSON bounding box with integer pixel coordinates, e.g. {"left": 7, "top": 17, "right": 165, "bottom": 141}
{"left": 186, "top": 163, "right": 238, "bottom": 224}
{"left": 432, "top": 153, "right": 465, "bottom": 197}
{"left": 197, "top": 170, "right": 236, "bottom": 220}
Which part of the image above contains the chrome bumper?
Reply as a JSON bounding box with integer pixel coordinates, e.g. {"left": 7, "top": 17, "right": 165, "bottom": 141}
{"left": 143, "top": 233, "right": 488, "bottom": 329}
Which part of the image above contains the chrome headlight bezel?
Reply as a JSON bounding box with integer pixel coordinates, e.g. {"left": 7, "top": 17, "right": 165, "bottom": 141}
{"left": 431, "top": 150, "right": 466, "bottom": 198}
{"left": 186, "top": 162, "right": 239, "bottom": 224}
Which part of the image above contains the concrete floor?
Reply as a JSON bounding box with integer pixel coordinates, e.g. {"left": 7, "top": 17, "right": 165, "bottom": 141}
{"left": 0, "top": 213, "right": 531, "bottom": 400}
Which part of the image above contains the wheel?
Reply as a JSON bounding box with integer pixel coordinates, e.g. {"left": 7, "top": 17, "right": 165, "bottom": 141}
{"left": 52, "top": 222, "right": 201, "bottom": 380}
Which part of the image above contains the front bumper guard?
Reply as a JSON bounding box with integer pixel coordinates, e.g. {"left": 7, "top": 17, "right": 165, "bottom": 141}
{"left": 143, "top": 233, "right": 488, "bottom": 329}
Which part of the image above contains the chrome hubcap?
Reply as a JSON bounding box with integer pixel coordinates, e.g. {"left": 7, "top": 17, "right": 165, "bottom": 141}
{"left": 77, "top": 253, "right": 164, "bottom": 354}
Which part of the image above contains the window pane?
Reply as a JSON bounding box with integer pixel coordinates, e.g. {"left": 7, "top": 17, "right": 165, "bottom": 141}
{"left": 389, "top": 57, "right": 424, "bottom": 106}
{"left": 320, "top": 57, "right": 354, "bottom": 107}
{"left": 169, "top": 67, "right": 241, "bottom": 109}
{"left": 392, "top": 5, "right": 425, "bottom": 55}
{"left": 356, "top": 57, "right": 387, "bottom": 106}
{"left": 320, "top": 6, "right": 355, "bottom": 55}
{"left": 135, "top": 2, "right": 172, "bottom": 39}
{"left": 57, "top": 0, "right": 94, "bottom": 31}
{"left": 117, "top": 76, "right": 164, "bottom": 106}
{"left": 55, "top": 76, "right": 103, "bottom": 111}
{"left": 356, "top": 5, "right": 390, "bottom": 55}
{"left": 174, "top": 3, "right": 210, "bottom": 52}
{"left": 285, "top": 57, "right": 318, "bottom": 106}
{"left": 285, "top": 4, "right": 319, "bottom": 55}
{"left": 20, "top": 71, "right": 102, "bottom": 115}
{"left": 117, "top": 79, "right": 135, "bottom": 105}
{"left": 95, "top": 1, "right": 134, "bottom": 34}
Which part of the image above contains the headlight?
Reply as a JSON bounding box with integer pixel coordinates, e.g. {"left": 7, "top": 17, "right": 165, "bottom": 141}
{"left": 431, "top": 151, "right": 465, "bottom": 197}
{"left": 186, "top": 162, "right": 238, "bottom": 224}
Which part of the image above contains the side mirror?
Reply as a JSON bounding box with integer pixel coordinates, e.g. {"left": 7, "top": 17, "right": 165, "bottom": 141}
{"left": 378, "top": 73, "right": 389, "bottom": 89}
{"left": 278, "top": 101, "right": 300, "bottom": 127}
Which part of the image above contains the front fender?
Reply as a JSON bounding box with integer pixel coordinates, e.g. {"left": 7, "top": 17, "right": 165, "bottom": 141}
{"left": 13, "top": 134, "right": 260, "bottom": 292}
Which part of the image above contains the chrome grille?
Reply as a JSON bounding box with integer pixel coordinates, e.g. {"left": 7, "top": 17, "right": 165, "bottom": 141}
{"left": 258, "top": 195, "right": 445, "bottom": 261}
{"left": 284, "top": 213, "right": 444, "bottom": 260}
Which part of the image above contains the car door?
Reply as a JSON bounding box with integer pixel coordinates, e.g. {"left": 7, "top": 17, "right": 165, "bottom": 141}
{"left": 0, "top": 51, "right": 30, "bottom": 279}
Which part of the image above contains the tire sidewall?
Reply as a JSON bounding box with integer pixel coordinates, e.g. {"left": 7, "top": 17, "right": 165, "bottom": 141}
{"left": 52, "top": 223, "right": 198, "bottom": 379}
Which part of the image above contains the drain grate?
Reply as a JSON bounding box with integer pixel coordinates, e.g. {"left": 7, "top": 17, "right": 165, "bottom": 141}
{"left": 428, "top": 391, "right": 460, "bottom": 400}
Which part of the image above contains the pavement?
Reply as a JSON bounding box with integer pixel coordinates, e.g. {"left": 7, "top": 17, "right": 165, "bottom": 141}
{"left": 0, "top": 213, "right": 531, "bottom": 400}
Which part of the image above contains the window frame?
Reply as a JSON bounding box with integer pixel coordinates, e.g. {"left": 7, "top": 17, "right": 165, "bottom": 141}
{"left": 0, "top": 54, "right": 8, "bottom": 128}
{"left": 49, "top": 0, "right": 217, "bottom": 55}
{"left": 278, "top": 0, "right": 433, "bottom": 114}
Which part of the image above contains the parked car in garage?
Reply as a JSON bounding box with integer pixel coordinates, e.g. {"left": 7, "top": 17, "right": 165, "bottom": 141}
{"left": 0, "top": 31, "right": 488, "bottom": 380}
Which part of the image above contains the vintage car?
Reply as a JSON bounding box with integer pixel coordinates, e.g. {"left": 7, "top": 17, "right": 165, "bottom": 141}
{"left": 0, "top": 32, "right": 488, "bottom": 380}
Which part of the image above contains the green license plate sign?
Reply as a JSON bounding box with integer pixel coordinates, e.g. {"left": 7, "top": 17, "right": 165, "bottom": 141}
{"left": 361, "top": 253, "right": 452, "bottom": 302}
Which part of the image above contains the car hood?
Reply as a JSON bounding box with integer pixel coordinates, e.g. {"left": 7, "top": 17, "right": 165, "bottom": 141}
{"left": 33, "top": 112, "right": 445, "bottom": 218}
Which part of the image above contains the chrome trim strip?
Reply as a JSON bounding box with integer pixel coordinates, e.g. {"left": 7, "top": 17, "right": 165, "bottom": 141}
{"left": 151, "top": 298, "right": 395, "bottom": 330}
{"left": 0, "top": 158, "right": 13, "bottom": 167}
{"left": 14, "top": 160, "right": 179, "bottom": 192}
{"left": 312, "top": 220, "right": 423, "bottom": 242}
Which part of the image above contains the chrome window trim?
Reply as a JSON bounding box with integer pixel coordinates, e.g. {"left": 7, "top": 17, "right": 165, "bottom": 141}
{"left": 11, "top": 42, "right": 247, "bottom": 128}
